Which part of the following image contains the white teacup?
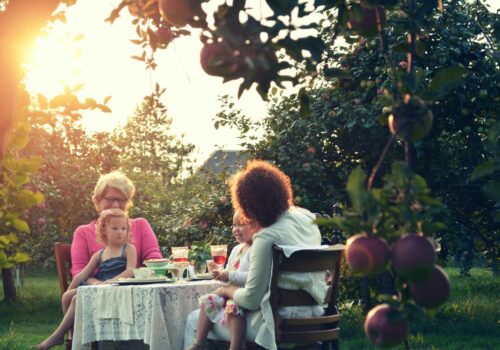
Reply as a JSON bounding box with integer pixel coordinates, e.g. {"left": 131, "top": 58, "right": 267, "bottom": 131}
{"left": 133, "top": 267, "right": 153, "bottom": 279}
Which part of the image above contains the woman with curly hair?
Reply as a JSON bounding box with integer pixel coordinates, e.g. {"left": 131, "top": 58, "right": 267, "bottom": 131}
{"left": 185, "top": 160, "right": 326, "bottom": 350}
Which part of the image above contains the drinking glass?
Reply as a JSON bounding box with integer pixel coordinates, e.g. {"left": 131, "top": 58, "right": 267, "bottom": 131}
{"left": 171, "top": 246, "right": 190, "bottom": 281}
{"left": 210, "top": 245, "right": 228, "bottom": 271}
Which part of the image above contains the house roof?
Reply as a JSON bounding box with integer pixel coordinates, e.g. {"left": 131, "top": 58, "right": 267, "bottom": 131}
{"left": 197, "top": 150, "right": 250, "bottom": 176}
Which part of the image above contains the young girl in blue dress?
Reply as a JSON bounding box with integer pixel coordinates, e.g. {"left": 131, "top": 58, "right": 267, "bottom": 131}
{"left": 35, "top": 208, "right": 137, "bottom": 350}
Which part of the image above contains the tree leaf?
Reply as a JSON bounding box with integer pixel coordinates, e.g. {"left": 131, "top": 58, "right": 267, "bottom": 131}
{"left": 12, "top": 219, "right": 30, "bottom": 233}
{"left": 427, "top": 66, "right": 468, "bottom": 98}
{"left": 471, "top": 160, "right": 499, "bottom": 180}
{"left": 298, "top": 87, "right": 311, "bottom": 118}
{"left": 8, "top": 252, "right": 30, "bottom": 264}
{"left": 346, "top": 167, "right": 368, "bottom": 213}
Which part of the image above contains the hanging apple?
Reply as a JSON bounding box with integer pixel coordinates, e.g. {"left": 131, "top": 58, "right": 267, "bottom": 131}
{"left": 392, "top": 234, "right": 436, "bottom": 281}
{"left": 158, "top": 0, "right": 194, "bottom": 27}
{"left": 364, "top": 304, "right": 409, "bottom": 348}
{"left": 409, "top": 265, "right": 450, "bottom": 308}
{"left": 345, "top": 234, "right": 390, "bottom": 276}
{"left": 388, "top": 96, "right": 433, "bottom": 142}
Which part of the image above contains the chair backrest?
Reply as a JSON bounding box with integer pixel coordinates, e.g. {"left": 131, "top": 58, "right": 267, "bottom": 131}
{"left": 270, "top": 244, "right": 345, "bottom": 347}
{"left": 54, "top": 242, "right": 72, "bottom": 295}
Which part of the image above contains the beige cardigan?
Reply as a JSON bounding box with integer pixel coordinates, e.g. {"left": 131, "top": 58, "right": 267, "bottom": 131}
{"left": 233, "top": 207, "right": 326, "bottom": 350}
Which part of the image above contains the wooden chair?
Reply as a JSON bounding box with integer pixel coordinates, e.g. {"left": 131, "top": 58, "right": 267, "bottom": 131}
{"left": 54, "top": 242, "right": 72, "bottom": 296}
{"left": 269, "top": 244, "right": 343, "bottom": 350}
{"left": 208, "top": 244, "right": 344, "bottom": 350}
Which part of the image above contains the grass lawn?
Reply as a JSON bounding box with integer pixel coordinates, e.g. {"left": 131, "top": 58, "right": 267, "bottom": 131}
{"left": 1, "top": 267, "right": 498, "bottom": 349}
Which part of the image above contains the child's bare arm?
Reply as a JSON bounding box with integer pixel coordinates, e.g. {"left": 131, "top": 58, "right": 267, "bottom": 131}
{"left": 105, "top": 244, "right": 137, "bottom": 283}
{"left": 68, "top": 252, "right": 100, "bottom": 289}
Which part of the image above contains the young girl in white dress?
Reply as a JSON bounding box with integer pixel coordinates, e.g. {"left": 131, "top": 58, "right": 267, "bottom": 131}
{"left": 187, "top": 210, "right": 261, "bottom": 350}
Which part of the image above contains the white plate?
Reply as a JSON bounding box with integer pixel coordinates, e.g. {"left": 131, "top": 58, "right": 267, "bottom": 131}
{"left": 114, "top": 277, "right": 173, "bottom": 285}
{"left": 187, "top": 275, "right": 213, "bottom": 281}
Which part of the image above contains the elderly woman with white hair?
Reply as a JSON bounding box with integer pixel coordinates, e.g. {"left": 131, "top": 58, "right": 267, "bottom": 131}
{"left": 71, "top": 171, "right": 162, "bottom": 284}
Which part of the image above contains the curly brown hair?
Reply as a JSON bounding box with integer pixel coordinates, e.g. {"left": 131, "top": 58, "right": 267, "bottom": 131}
{"left": 96, "top": 208, "right": 132, "bottom": 245}
{"left": 230, "top": 160, "right": 293, "bottom": 227}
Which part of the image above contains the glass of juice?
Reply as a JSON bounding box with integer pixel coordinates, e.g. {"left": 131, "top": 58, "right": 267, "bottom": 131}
{"left": 210, "top": 245, "right": 228, "bottom": 271}
{"left": 171, "top": 246, "right": 189, "bottom": 281}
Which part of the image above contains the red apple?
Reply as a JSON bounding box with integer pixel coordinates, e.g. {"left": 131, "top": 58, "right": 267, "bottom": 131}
{"left": 158, "top": 0, "right": 193, "bottom": 27}
{"left": 346, "top": 234, "right": 390, "bottom": 276}
{"left": 392, "top": 234, "right": 436, "bottom": 281}
{"left": 200, "top": 42, "right": 239, "bottom": 77}
{"left": 388, "top": 97, "right": 433, "bottom": 141}
{"left": 409, "top": 265, "right": 450, "bottom": 308}
{"left": 156, "top": 27, "right": 172, "bottom": 44}
{"left": 347, "top": 5, "right": 386, "bottom": 36}
{"left": 364, "top": 304, "right": 409, "bottom": 348}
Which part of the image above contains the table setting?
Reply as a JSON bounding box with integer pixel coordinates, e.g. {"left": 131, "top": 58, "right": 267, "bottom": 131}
{"left": 72, "top": 245, "right": 229, "bottom": 350}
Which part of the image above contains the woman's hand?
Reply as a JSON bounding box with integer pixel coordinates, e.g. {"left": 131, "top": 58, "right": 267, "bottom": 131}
{"left": 214, "top": 285, "right": 239, "bottom": 298}
{"left": 213, "top": 270, "right": 229, "bottom": 282}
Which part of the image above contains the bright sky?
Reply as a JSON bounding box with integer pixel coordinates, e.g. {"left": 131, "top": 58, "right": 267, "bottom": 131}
{"left": 24, "top": 0, "right": 270, "bottom": 164}
{"left": 23, "top": 0, "right": 500, "bottom": 164}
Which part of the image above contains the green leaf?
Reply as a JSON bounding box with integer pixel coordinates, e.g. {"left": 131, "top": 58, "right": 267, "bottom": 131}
{"left": 471, "top": 160, "right": 499, "bottom": 180}
{"left": 0, "top": 251, "right": 8, "bottom": 266}
{"left": 346, "top": 168, "right": 368, "bottom": 213}
{"left": 12, "top": 219, "right": 30, "bottom": 233}
{"left": 17, "top": 157, "right": 42, "bottom": 173}
{"left": 426, "top": 66, "right": 468, "bottom": 98}
{"left": 12, "top": 190, "right": 40, "bottom": 208}
{"left": 294, "top": 36, "right": 325, "bottom": 62}
{"left": 298, "top": 87, "right": 311, "bottom": 118}
{"left": 0, "top": 236, "right": 11, "bottom": 246}
{"left": 8, "top": 252, "right": 30, "bottom": 264}
{"left": 267, "top": 0, "right": 297, "bottom": 16}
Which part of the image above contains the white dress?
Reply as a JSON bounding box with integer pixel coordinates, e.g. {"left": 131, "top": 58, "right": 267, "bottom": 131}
{"left": 198, "top": 243, "right": 252, "bottom": 326}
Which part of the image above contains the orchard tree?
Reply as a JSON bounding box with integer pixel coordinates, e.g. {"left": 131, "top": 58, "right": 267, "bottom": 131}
{"left": 114, "top": 87, "right": 195, "bottom": 187}
{"left": 0, "top": 89, "right": 44, "bottom": 301}
{"left": 113, "top": 88, "right": 196, "bottom": 238}
{"left": 112, "top": 0, "right": 498, "bottom": 347}
{"left": 20, "top": 88, "right": 118, "bottom": 265}
{"left": 214, "top": 0, "right": 498, "bottom": 275}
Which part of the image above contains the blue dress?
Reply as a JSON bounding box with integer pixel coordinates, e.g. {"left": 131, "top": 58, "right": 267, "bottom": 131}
{"left": 93, "top": 244, "right": 128, "bottom": 281}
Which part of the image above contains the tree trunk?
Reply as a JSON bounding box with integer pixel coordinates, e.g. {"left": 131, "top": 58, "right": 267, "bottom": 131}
{"left": 360, "top": 277, "right": 371, "bottom": 314}
{"left": 1, "top": 268, "right": 17, "bottom": 302}
{"left": 0, "top": 0, "right": 61, "bottom": 162}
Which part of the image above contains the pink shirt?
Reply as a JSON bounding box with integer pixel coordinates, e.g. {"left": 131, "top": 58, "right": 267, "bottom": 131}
{"left": 70, "top": 217, "right": 162, "bottom": 277}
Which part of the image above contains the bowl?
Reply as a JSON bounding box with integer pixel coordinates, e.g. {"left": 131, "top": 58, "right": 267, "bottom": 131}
{"left": 151, "top": 266, "right": 167, "bottom": 276}
{"left": 144, "top": 258, "right": 170, "bottom": 268}
{"left": 133, "top": 267, "right": 153, "bottom": 279}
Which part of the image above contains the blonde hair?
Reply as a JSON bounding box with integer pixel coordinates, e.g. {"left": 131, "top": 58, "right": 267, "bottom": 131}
{"left": 92, "top": 171, "right": 135, "bottom": 212}
{"left": 96, "top": 208, "right": 131, "bottom": 245}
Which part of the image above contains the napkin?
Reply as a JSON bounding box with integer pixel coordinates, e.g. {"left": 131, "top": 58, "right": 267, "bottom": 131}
{"left": 96, "top": 286, "right": 134, "bottom": 324}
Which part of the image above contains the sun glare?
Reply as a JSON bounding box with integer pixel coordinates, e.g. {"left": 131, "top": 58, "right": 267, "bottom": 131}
{"left": 24, "top": 26, "right": 82, "bottom": 99}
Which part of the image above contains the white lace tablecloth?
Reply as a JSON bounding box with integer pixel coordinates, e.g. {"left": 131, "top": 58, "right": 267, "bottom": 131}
{"left": 72, "top": 280, "right": 220, "bottom": 350}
